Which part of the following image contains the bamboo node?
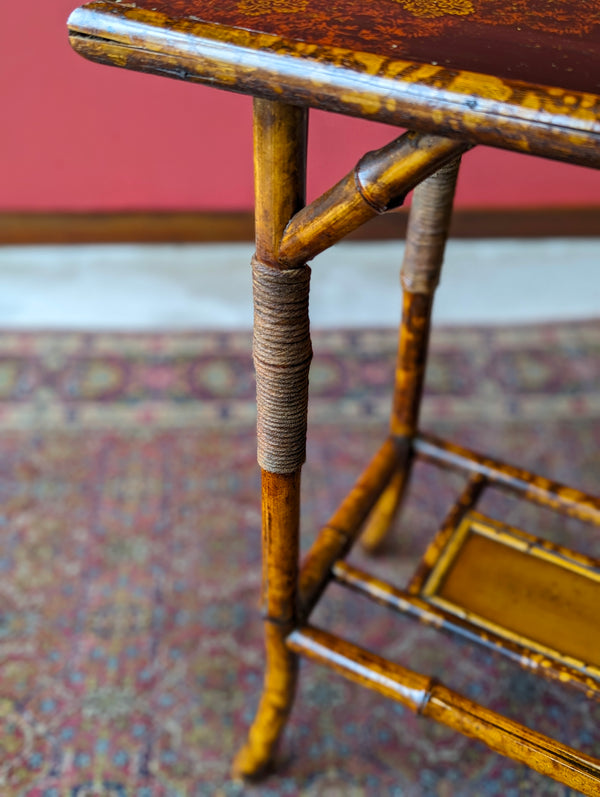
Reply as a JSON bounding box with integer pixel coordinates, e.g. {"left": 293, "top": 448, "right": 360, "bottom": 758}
{"left": 354, "top": 162, "right": 407, "bottom": 214}
{"left": 253, "top": 256, "right": 312, "bottom": 474}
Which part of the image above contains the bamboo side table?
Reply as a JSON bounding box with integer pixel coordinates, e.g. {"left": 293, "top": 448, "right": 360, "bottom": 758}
{"left": 68, "top": 3, "right": 600, "bottom": 792}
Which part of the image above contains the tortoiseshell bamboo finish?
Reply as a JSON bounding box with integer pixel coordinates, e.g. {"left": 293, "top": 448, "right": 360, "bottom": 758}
{"left": 298, "top": 437, "right": 406, "bottom": 616}
{"left": 361, "top": 158, "right": 461, "bottom": 552}
{"left": 68, "top": 4, "right": 600, "bottom": 167}
{"left": 288, "top": 626, "right": 600, "bottom": 797}
{"left": 70, "top": 0, "right": 600, "bottom": 94}
{"left": 414, "top": 432, "right": 600, "bottom": 526}
{"left": 333, "top": 559, "right": 600, "bottom": 700}
{"left": 232, "top": 100, "right": 308, "bottom": 779}
{"left": 67, "top": 1, "right": 600, "bottom": 791}
{"left": 279, "top": 135, "right": 468, "bottom": 268}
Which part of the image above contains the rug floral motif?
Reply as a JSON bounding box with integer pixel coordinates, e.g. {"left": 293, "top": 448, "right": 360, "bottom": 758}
{"left": 0, "top": 323, "right": 598, "bottom": 796}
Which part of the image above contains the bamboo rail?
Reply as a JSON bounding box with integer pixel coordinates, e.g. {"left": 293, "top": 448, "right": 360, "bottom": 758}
{"left": 298, "top": 436, "right": 407, "bottom": 616}
{"left": 332, "top": 560, "right": 600, "bottom": 699}
{"left": 67, "top": 3, "right": 600, "bottom": 790}
{"left": 288, "top": 626, "right": 600, "bottom": 796}
{"left": 413, "top": 432, "right": 600, "bottom": 526}
{"left": 278, "top": 132, "right": 469, "bottom": 268}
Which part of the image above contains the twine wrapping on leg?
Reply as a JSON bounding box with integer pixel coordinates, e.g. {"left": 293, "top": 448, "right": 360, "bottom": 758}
{"left": 253, "top": 256, "right": 312, "bottom": 474}
{"left": 400, "top": 157, "right": 461, "bottom": 295}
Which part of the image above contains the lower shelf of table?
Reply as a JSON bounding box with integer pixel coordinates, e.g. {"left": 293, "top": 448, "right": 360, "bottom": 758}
{"left": 294, "top": 432, "right": 600, "bottom": 792}
{"left": 415, "top": 511, "right": 600, "bottom": 677}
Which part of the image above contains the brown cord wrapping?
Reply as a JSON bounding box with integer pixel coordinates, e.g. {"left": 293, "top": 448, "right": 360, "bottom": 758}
{"left": 253, "top": 256, "right": 312, "bottom": 474}
{"left": 400, "top": 157, "right": 461, "bottom": 294}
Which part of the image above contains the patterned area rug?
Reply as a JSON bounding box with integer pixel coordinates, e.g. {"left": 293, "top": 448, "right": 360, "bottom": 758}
{"left": 0, "top": 323, "right": 599, "bottom": 796}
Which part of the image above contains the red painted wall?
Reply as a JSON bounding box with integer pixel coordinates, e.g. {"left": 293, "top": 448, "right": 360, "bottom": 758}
{"left": 3, "top": 0, "right": 599, "bottom": 211}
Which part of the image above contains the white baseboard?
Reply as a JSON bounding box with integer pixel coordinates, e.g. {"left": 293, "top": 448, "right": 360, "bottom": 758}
{"left": 0, "top": 240, "right": 597, "bottom": 330}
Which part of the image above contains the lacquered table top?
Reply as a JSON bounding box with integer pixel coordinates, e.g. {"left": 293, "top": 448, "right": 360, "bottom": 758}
{"left": 77, "top": 0, "right": 600, "bottom": 94}
{"left": 68, "top": 0, "right": 600, "bottom": 168}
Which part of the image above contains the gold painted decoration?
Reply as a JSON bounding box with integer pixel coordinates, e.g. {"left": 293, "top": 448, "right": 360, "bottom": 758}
{"left": 238, "top": 0, "right": 308, "bottom": 15}
{"left": 84, "top": 0, "right": 600, "bottom": 95}
{"left": 398, "top": 0, "right": 474, "bottom": 19}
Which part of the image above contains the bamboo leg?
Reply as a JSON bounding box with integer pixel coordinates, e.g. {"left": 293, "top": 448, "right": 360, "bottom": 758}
{"left": 233, "top": 472, "right": 302, "bottom": 778}
{"left": 361, "top": 158, "right": 461, "bottom": 552}
{"left": 298, "top": 437, "right": 404, "bottom": 617}
{"left": 360, "top": 465, "right": 411, "bottom": 552}
{"left": 232, "top": 99, "right": 309, "bottom": 779}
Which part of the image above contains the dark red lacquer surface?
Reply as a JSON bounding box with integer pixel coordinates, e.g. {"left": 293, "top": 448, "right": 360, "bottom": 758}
{"left": 111, "top": 0, "right": 600, "bottom": 94}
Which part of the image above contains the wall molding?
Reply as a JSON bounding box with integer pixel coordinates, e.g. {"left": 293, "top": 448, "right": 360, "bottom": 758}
{"left": 1, "top": 207, "right": 598, "bottom": 245}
